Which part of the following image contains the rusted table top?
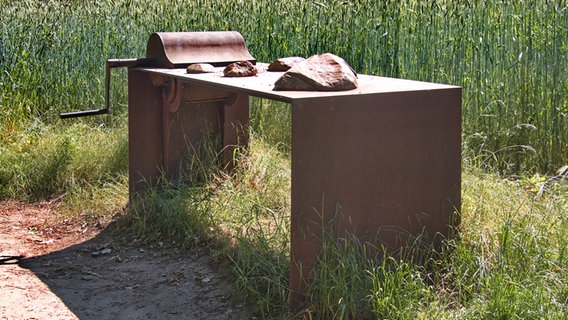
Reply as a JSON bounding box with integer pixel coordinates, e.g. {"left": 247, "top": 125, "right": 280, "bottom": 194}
{"left": 138, "top": 63, "right": 460, "bottom": 103}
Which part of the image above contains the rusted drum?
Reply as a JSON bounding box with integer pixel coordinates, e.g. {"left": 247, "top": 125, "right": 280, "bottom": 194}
{"left": 146, "top": 31, "right": 256, "bottom": 68}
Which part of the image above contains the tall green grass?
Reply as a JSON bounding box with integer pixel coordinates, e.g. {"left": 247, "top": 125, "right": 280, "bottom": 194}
{"left": 0, "top": 118, "right": 128, "bottom": 213}
{"left": 1, "top": 0, "right": 567, "bottom": 173}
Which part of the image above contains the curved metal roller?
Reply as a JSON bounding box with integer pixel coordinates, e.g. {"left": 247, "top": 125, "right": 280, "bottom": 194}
{"left": 147, "top": 31, "right": 256, "bottom": 68}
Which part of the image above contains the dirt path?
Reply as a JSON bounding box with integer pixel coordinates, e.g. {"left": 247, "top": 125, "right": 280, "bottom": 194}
{"left": 0, "top": 200, "right": 250, "bottom": 319}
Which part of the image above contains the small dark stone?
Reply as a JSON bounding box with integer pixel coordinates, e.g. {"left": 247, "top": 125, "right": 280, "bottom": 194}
{"left": 223, "top": 61, "right": 257, "bottom": 77}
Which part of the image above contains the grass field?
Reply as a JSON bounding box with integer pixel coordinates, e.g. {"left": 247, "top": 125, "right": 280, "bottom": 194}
{"left": 2, "top": 0, "right": 567, "bottom": 173}
{"left": 1, "top": 0, "right": 567, "bottom": 318}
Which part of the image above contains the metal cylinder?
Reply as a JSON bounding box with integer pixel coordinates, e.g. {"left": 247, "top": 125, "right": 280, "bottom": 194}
{"left": 146, "top": 31, "right": 256, "bottom": 68}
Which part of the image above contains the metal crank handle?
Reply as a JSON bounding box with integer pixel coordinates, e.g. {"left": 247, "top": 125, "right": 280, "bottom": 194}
{"left": 60, "top": 58, "right": 147, "bottom": 119}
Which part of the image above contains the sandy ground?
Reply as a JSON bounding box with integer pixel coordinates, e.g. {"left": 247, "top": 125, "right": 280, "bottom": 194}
{"left": 0, "top": 200, "right": 251, "bottom": 319}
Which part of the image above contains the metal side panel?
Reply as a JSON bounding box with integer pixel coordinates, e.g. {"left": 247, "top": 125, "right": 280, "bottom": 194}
{"left": 289, "top": 87, "right": 462, "bottom": 307}
{"left": 128, "top": 69, "right": 164, "bottom": 193}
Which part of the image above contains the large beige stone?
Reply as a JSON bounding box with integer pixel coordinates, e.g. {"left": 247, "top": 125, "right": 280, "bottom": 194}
{"left": 186, "top": 63, "right": 216, "bottom": 73}
{"left": 274, "top": 53, "right": 357, "bottom": 91}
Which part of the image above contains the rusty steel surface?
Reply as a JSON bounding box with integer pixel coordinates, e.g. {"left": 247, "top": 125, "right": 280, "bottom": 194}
{"left": 138, "top": 65, "right": 458, "bottom": 102}
{"left": 127, "top": 62, "right": 461, "bottom": 310}
{"left": 146, "top": 31, "right": 256, "bottom": 68}
{"left": 289, "top": 89, "right": 461, "bottom": 307}
{"left": 128, "top": 69, "right": 249, "bottom": 191}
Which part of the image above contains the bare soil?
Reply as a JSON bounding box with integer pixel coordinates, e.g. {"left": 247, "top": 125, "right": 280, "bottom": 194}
{"left": 0, "top": 200, "right": 251, "bottom": 319}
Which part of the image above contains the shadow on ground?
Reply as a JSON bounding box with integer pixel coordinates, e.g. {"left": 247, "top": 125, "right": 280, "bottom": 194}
{"left": 18, "top": 225, "right": 250, "bottom": 320}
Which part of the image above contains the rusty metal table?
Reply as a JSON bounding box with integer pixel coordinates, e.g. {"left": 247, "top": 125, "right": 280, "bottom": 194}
{"left": 128, "top": 64, "right": 461, "bottom": 307}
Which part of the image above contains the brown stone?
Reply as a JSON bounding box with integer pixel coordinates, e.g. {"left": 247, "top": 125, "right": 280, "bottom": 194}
{"left": 223, "top": 60, "right": 257, "bottom": 77}
{"left": 274, "top": 53, "right": 357, "bottom": 91}
{"left": 268, "top": 57, "right": 305, "bottom": 71}
{"left": 186, "top": 63, "right": 217, "bottom": 73}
